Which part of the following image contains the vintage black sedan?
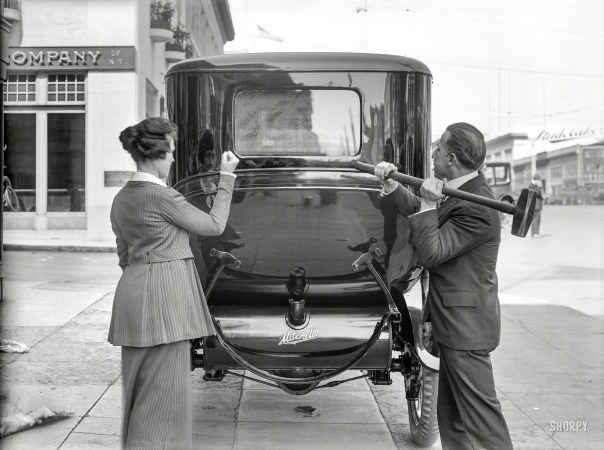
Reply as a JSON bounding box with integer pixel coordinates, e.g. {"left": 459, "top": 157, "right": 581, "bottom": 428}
{"left": 165, "top": 52, "right": 439, "bottom": 447}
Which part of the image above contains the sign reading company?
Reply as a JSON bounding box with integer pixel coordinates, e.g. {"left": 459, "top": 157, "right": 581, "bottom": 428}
{"left": 7, "top": 47, "right": 135, "bottom": 71}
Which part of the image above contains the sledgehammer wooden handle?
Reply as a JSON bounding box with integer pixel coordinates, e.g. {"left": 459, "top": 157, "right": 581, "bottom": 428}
{"left": 355, "top": 161, "right": 516, "bottom": 215}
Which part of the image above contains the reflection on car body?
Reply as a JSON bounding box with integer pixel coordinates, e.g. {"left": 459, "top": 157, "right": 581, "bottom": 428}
{"left": 166, "top": 52, "right": 439, "bottom": 447}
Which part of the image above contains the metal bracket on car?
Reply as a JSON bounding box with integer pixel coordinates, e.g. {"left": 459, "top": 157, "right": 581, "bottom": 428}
{"left": 205, "top": 248, "right": 241, "bottom": 298}
{"left": 352, "top": 248, "right": 401, "bottom": 323}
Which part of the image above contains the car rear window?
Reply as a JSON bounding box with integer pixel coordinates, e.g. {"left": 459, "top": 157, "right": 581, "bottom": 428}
{"left": 234, "top": 89, "right": 361, "bottom": 157}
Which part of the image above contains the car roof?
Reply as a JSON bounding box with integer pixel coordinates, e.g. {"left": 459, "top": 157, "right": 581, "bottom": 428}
{"left": 165, "top": 52, "right": 432, "bottom": 77}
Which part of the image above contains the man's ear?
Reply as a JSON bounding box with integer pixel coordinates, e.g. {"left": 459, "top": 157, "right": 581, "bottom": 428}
{"left": 447, "top": 152, "right": 457, "bottom": 166}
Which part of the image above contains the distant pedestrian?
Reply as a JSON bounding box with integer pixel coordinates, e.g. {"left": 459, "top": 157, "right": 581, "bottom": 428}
{"left": 529, "top": 173, "right": 545, "bottom": 237}
{"left": 108, "top": 117, "right": 239, "bottom": 449}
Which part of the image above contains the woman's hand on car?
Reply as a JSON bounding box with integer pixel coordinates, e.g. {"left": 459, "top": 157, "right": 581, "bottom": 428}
{"left": 221, "top": 151, "right": 240, "bottom": 174}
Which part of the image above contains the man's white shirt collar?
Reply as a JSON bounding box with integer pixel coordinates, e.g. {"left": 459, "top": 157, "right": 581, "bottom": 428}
{"left": 130, "top": 171, "right": 167, "bottom": 186}
{"left": 446, "top": 171, "right": 479, "bottom": 190}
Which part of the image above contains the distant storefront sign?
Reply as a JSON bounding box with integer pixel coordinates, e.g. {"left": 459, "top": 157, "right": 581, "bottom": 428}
{"left": 7, "top": 47, "right": 136, "bottom": 71}
{"left": 536, "top": 125, "right": 604, "bottom": 143}
{"left": 105, "top": 171, "right": 134, "bottom": 187}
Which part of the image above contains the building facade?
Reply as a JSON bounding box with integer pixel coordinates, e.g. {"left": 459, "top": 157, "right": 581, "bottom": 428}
{"left": 2, "top": 0, "right": 234, "bottom": 242}
{"left": 484, "top": 125, "right": 604, "bottom": 203}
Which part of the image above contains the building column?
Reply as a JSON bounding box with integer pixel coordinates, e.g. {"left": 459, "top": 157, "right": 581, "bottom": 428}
{"left": 35, "top": 111, "right": 47, "bottom": 230}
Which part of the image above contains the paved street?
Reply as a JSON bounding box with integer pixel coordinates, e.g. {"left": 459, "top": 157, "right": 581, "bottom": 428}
{"left": 1, "top": 205, "right": 602, "bottom": 449}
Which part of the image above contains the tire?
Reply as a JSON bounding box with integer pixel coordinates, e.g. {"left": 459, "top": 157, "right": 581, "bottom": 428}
{"left": 499, "top": 198, "right": 513, "bottom": 228}
{"left": 407, "top": 366, "right": 440, "bottom": 448}
{"left": 3, "top": 184, "right": 20, "bottom": 212}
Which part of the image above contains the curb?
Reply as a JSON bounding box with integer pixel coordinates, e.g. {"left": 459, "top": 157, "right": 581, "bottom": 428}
{"left": 4, "top": 244, "right": 117, "bottom": 253}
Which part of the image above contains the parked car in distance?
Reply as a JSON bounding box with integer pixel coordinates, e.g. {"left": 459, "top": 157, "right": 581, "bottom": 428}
{"left": 481, "top": 161, "right": 516, "bottom": 227}
{"left": 165, "top": 52, "right": 440, "bottom": 447}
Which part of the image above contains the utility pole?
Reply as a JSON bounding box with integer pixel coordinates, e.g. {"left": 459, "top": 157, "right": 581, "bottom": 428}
{"left": 488, "top": 87, "right": 491, "bottom": 134}
{"left": 357, "top": 0, "right": 367, "bottom": 52}
{"left": 531, "top": 78, "right": 547, "bottom": 177}
{"left": 498, "top": 69, "right": 501, "bottom": 131}
{"left": 508, "top": 71, "right": 511, "bottom": 127}
{"left": 542, "top": 77, "right": 547, "bottom": 130}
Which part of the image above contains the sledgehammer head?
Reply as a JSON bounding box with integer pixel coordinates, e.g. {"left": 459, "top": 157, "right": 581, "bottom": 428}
{"left": 512, "top": 189, "right": 537, "bottom": 237}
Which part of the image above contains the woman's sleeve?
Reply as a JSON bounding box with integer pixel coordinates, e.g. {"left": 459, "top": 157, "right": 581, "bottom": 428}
{"left": 110, "top": 205, "right": 129, "bottom": 271}
{"left": 159, "top": 174, "right": 235, "bottom": 236}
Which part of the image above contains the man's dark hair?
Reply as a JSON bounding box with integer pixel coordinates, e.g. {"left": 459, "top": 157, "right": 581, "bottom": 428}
{"left": 444, "top": 123, "right": 486, "bottom": 170}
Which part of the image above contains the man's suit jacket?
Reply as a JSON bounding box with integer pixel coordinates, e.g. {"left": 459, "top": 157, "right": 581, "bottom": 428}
{"left": 108, "top": 176, "right": 235, "bottom": 347}
{"left": 390, "top": 174, "right": 502, "bottom": 351}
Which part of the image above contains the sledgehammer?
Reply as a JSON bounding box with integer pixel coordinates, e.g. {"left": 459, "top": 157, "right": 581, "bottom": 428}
{"left": 354, "top": 161, "right": 537, "bottom": 238}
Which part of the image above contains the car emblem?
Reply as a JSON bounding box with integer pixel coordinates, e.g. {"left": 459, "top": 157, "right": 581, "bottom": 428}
{"left": 278, "top": 328, "right": 318, "bottom": 345}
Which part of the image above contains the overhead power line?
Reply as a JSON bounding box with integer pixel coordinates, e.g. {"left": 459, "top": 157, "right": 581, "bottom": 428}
{"left": 509, "top": 87, "right": 602, "bottom": 113}
{"left": 378, "top": 1, "right": 603, "bottom": 39}
{"left": 423, "top": 57, "right": 603, "bottom": 78}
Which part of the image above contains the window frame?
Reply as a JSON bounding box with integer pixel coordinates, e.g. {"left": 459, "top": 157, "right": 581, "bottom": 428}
{"left": 3, "top": 108, "right": 87, "bottom": 216}
{"left": 3, "top": 73, "right": 37, "bottom": 105}
{"left": 231, "top": 87, "right": 364, "bottom": 158}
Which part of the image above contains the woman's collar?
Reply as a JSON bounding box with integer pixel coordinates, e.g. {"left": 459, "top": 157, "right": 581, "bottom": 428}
{"left": 130, "top": 171, "right": 167, "bottom": 186}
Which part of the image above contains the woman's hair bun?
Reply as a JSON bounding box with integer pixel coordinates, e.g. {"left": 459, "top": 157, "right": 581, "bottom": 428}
{"left": 119, "top": 125, "right": 139, "bottom": 152}
{"left": 119, "top": 118, "right": 177, "bottom": 162}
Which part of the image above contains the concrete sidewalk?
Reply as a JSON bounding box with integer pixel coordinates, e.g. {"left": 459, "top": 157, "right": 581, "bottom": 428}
{"left": 3, "top": 237, "right": 116, "bottom": 252}
{"left": 1, "top": 206, "right": 602, "bottom": 450}
{"left": 2, "top": 292, "right": 400, "bottom": 450}
{"left": 1, "top": 250, "right": 602, "bottom": 449}
{"left": 0, "top": 251, "right": 403, "bottom": 450}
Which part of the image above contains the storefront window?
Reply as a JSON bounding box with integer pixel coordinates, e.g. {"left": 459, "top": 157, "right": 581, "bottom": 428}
{"left": 48, "top": 114, "right": 85, "bottom": 211}
{"left": 551, "top": 166, "right": 563, "bottom": 179}
{"left": 3, "top": 74, "right": 36, "bottom": 103}
{"left": 48, "top": 74, "right": 85, "bottom": 102}
{"left": 4, "top": 114, "right": 37, "bottom": 212}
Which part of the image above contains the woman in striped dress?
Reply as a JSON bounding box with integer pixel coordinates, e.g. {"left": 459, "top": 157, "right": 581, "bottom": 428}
{"left": 109, "top": 117, "right": 239, "bottom": 449}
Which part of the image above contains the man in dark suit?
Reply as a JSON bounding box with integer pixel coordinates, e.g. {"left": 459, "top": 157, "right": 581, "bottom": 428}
{"left": 375, "top": 123, "right": 513, "bottom": 450}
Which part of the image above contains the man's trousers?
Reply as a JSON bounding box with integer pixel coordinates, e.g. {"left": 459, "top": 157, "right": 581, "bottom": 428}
{"left": 437, "top": 342, "right": 513, "bottom": 450}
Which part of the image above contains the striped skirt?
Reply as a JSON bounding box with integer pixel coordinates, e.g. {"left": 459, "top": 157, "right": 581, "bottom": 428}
{"left": 121, "top": 340, "right": 192, "bottom": 450}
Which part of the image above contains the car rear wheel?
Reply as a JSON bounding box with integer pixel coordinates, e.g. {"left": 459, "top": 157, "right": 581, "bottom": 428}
{"left": 407, "top": 367, "right": 440, "bottom": 448}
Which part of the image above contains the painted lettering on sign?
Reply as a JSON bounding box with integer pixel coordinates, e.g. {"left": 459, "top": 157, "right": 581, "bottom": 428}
{"left": 278, "top": 328, "right": 318, "bottom": 345}
{"left": 7, "top": 47, "right": 135, "bottom": 71}
{"left": 12, "top": 50, "right": 103, "bottom": 66}
{"left": 536, "top": 125, "right": 604, "bottom": 143}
